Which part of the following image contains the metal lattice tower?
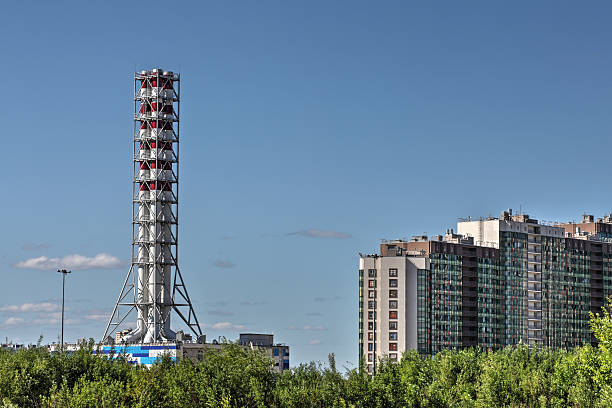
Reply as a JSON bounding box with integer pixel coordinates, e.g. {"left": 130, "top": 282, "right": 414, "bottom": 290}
{"left": 103, "top": 69, "right": 202, "bottom": 343}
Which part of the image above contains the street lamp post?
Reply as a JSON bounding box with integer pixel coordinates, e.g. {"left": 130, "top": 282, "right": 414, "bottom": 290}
{"left": 57, "top": 269, "right": 71, "bottom": 350}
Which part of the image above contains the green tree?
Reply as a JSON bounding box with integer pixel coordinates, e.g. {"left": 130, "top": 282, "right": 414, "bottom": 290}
{"left": 590, "top": 296, "right": 612, "bottom": 407}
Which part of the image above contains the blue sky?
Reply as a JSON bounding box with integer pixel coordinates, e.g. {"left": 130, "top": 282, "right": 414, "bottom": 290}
{"left": 1, "top": 1, "right": 612, "bottom": 366}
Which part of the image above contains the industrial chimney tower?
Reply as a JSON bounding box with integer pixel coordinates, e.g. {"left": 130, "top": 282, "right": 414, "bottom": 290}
{"left": 103, "top": 69, "right": 202, "bottom": 343}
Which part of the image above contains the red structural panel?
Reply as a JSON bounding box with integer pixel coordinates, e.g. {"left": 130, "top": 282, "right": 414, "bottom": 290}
{"left": 139, "top": 161, "right": 172, "bottom": 170}
{"left": 139, "top": 141, "right": 173, "bottom": 150}
{"left": 150, "top": 121, "right": 174, "bottom": 129}
{"left": 139, "top": 182, "right": 174, "bottom": 191}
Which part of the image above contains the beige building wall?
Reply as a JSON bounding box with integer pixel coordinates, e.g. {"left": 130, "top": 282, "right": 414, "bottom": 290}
{"left": 360, "top": 254, "right": 422, "bottom": 373}
{"left": 458, "top": 218, "right": 564, "bottom": 247}
{"left": 457, "top": 219, "right": 500, "bottom": 247}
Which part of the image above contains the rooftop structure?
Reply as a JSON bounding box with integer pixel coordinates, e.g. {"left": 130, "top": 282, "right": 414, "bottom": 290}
{"left": 557, "top": 213, "right": 612, "bottom": 241}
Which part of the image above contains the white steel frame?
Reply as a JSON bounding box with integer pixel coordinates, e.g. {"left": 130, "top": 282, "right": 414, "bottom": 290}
{"left": 103, "top": 69, "right": 202, "bottom": 343}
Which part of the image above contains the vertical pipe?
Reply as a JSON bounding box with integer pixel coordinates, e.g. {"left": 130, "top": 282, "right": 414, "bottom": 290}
{"left": 176, "top": 73, "right": 180, "bottom": 279}
{"left": 61, "top": 272, "right": 65, "bottom": 349}
{"left": 57, "top": 269, "right": 70, "bottom": 350}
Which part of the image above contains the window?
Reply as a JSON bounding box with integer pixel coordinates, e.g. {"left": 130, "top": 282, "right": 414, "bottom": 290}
{"left": 389, "top": 311, "right": 398, "bottom": 319}
{"left": 389, "top": 322, "right": 397, "bottom": 330}
{"left": 389, "top": 290, "right": 398, "bottom": 298}
{"left": 368, "top": 301, "right": 376, "bottom": 309}
{"left": 368, "top": 322, "right": 375, "bottom": 330}
{"left": 368, "top": 353, "right": 373, "bottom": 362}
{"left": 389, "top": 268, "right": 398, "bottom": 277}
{"left": 368, "top": 269, "right": 377, "bottom": 277}
{"left": 389, "top": 279, "right": 398, "bottom": 288}
{"left": 368, "top": 311, "right": 375, "bottom": 320}
{"left": 389, "top": 300, "right": 398, "bottom": 309}
{"left": 389, "top": 332, "right": 397, "bottom": 340}
{"left": 368, "top": 332, "right": 373, "bottom": 341}
{"left": 368, "top": 290, "right": 375, "bottom": 299}
{"left": 390, "top": 353, "right": 397, "bottom": 361}
{"left": 368, "top": 343, "right": 373, "bottom": 351}
{"left": 389, "top": 343, "right": 397, "bottom": 351}
{"left": 273, "top": 348, "right": 279, "bottom": 356}
{"left": 369, "top": 280, "right": 376, "bottom": 288}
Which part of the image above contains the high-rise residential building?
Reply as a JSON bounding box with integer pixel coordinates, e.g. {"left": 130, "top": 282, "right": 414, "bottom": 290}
{"left": 359, "top": 209, "right": 612, "bottom": 372}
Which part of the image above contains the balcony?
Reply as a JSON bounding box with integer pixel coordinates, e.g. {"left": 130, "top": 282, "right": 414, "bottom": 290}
{"left": 528, "top": 294, "right": 541, "bottom": 302}
{"left": 528, "top": 312, "right": 542, "bottom": 320}
{"left": 527, "top": 226, "right": 541, "bottom": 235}
{"left": 527, "top": 284, "right": 541, "bottom": 292}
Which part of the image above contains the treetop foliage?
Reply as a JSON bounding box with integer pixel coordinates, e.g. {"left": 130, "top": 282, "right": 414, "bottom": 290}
{"left": 1, "top": 300, "right": 611, "bottom": 407}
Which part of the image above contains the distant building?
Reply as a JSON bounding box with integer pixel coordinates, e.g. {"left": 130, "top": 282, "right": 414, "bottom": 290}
{"left": 50, "top": 333, "right": 290, "bottom": 372}
{"left": 1, "top": 343, "right": 27, "bottom": 352}
{"left": 240, "top": 333, "right": 290, "bottom": 372}
{"left": 359, "top": 209, "right": 612, "bottom": 373}
{"left": 182, "top": 333, "right": 289, "bottom": 372}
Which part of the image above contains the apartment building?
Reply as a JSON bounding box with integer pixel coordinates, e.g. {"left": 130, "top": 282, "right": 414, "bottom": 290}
{"left": 359, "top": 209, "right": 612, "bottom": 371}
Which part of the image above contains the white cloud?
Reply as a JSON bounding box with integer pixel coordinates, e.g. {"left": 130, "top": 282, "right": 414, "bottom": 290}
{"left": 31, "top": 317, "right": 80, "bottom": 326}
{"left": 309, "top": 339, "right": 321, "bottom": 345}
{"left": 31, "top": 317, "right": 58, "bottom": 325}
{"left": 314, "top": 296, "right": 343, "bottom": 302}
{"left": 213, "top": 260, "right": 235, "bottom": 269}
{"left": 204, "top": 321, "right": 246, "bottom": 330}
{"left": 84, "top": 314, "right": 110, "bottom": 322}
{"left": 22, "top": 243, "right": 52, "bottom": 251}
{"left": 15, "top": 253, "right": 123, "bottom": 271}
{"left": 0, "top": 315, "right": 79, "bottom": 328}
{"left": 303, "top": 325, "right": 326, "bottom": 331}
{"left": 202, "top": 300, "right": 229, "bottom": 307}
{"left": 240, "top": 300, "right": 267, "bottom": 306}
{"left": 287, "top": 325, "right": 327, "bottom": 331}
{"left": 287, "top": 229, "right": 351, "bottom": 239}
{"left": 2, "top": 317, "right": 25, "bottom": 326}
{"left": 0, "top": 302, "right": 59, "bottom": 313}
{"left": 208, "top": 310, "right": 235, "bottom": 317}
